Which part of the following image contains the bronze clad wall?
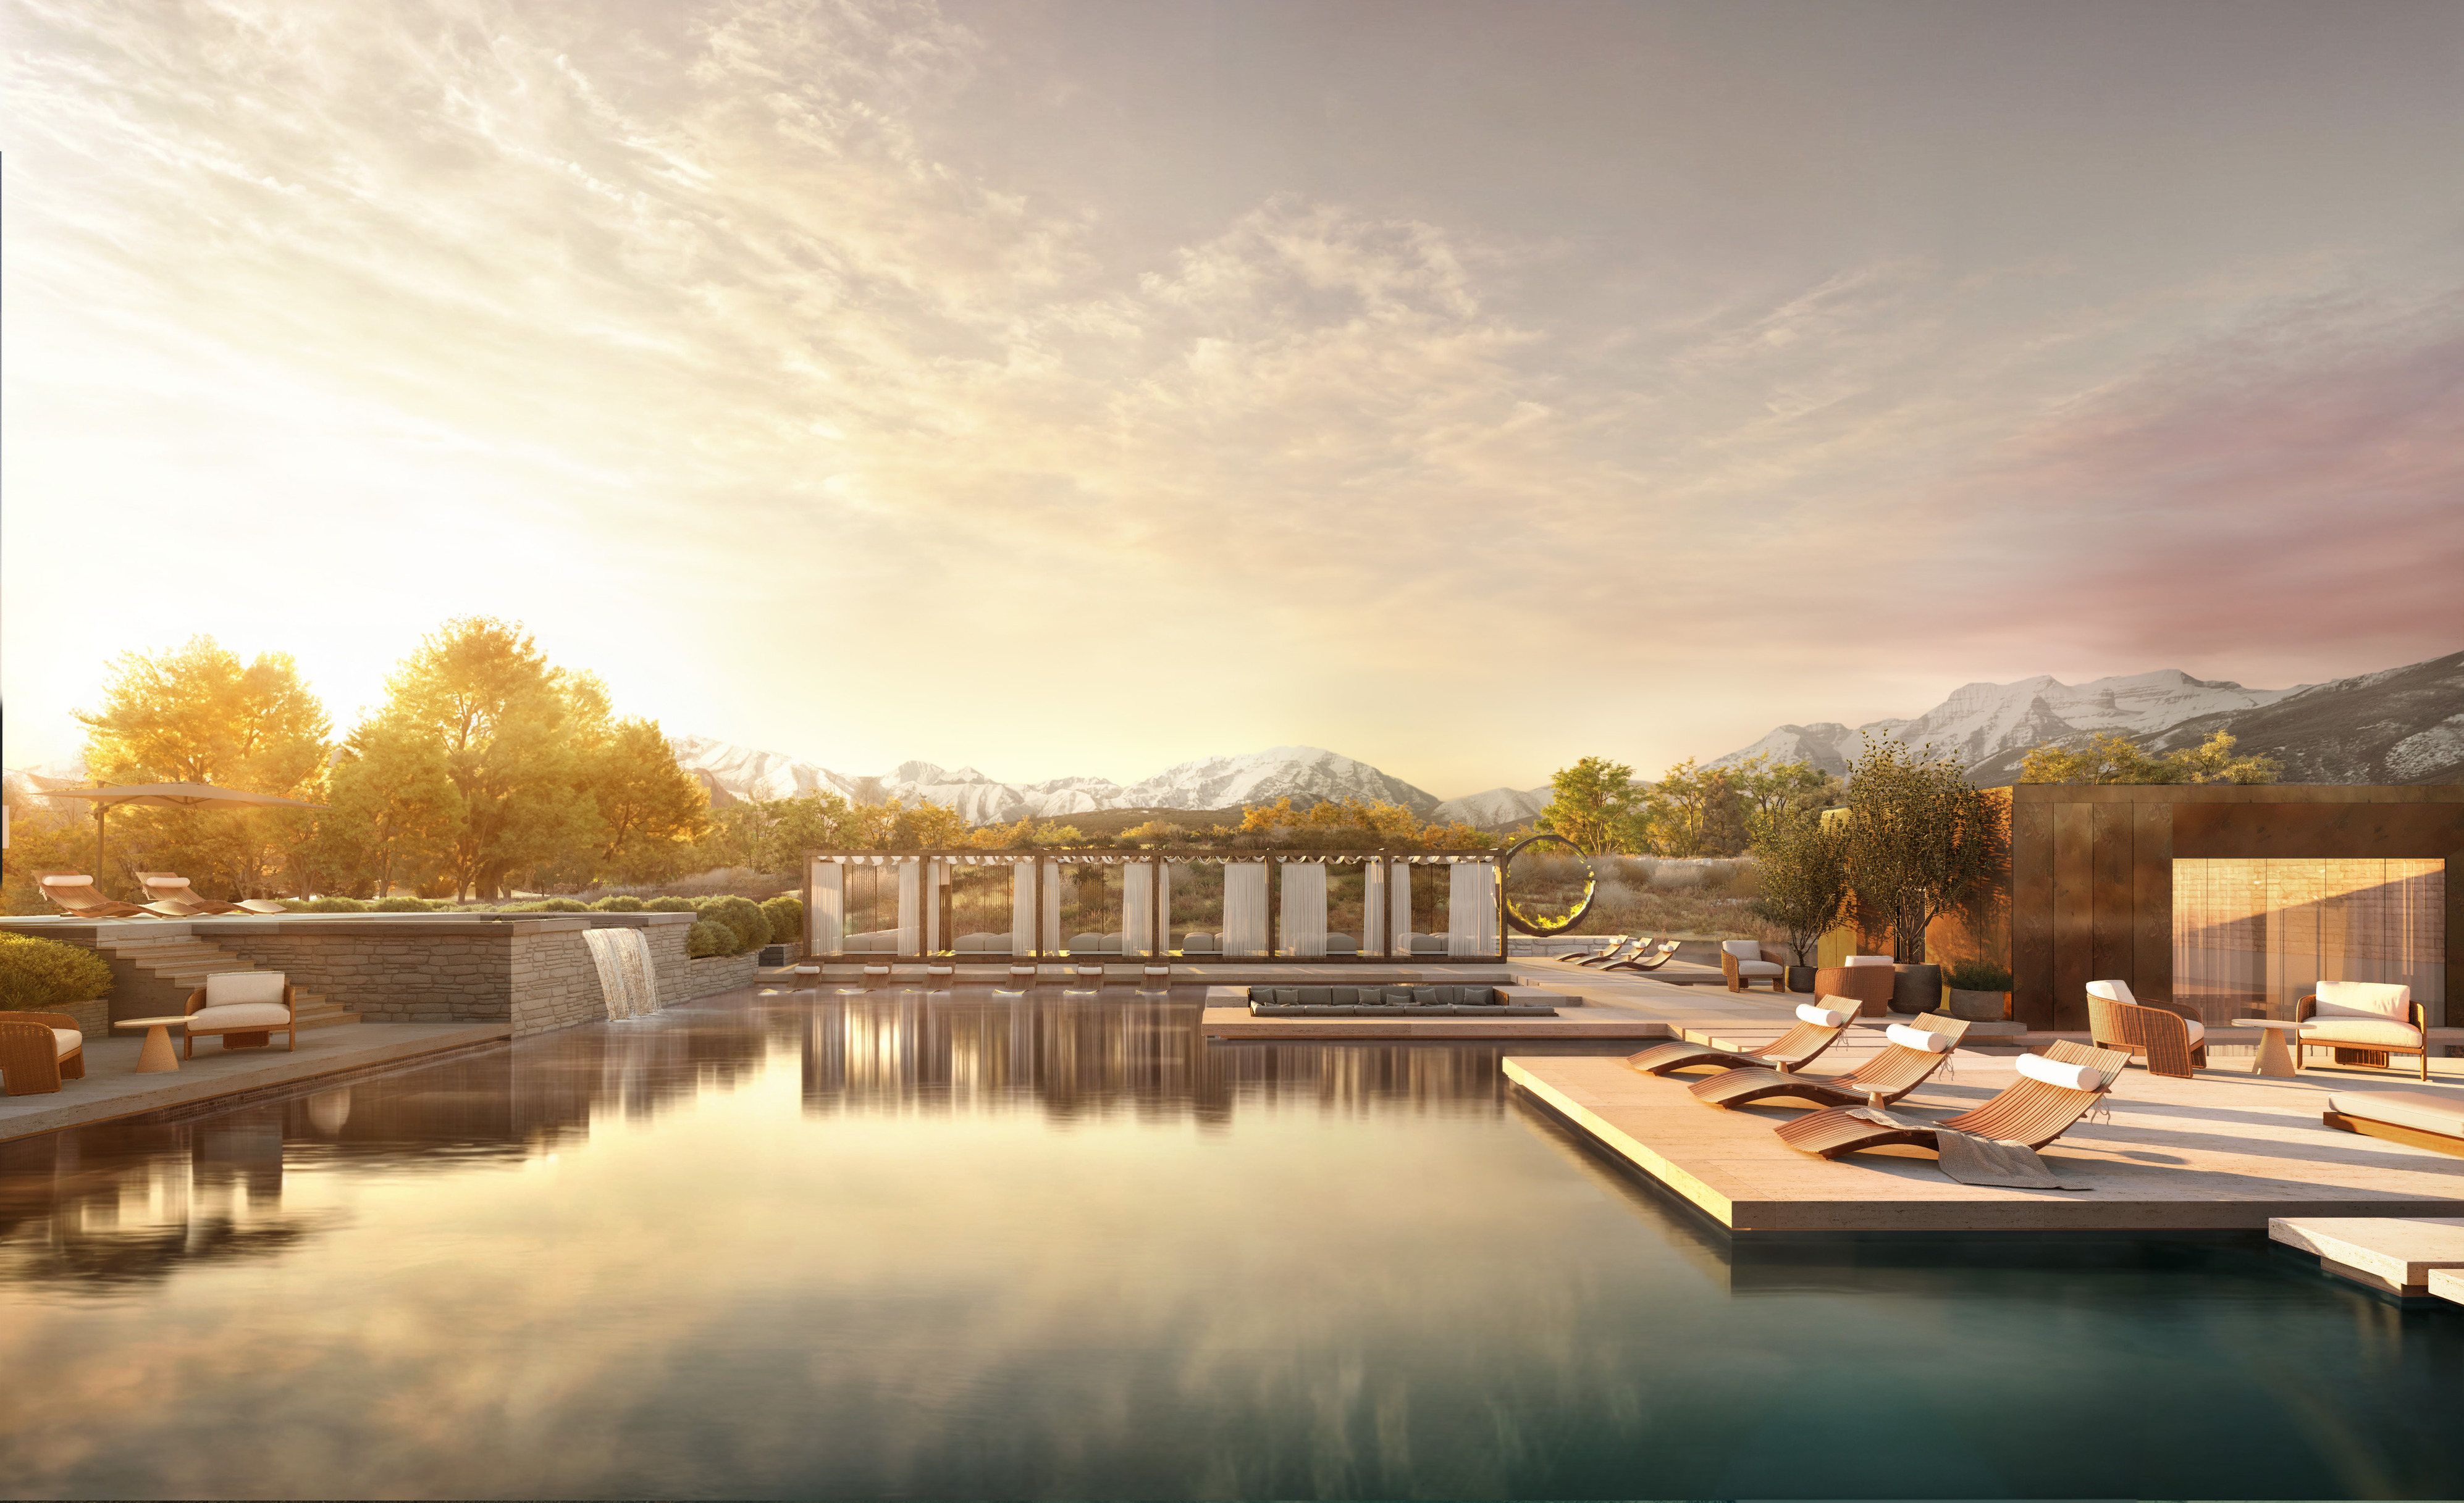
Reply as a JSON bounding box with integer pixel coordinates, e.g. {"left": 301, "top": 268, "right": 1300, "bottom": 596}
{"left": 2000, "top": 785, "right": 2462, "bottom": 1032}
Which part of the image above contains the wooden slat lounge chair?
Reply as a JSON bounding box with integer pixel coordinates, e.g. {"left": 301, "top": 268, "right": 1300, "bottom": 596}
{"left": 135, "top": 871, "right": 290, "bottom": 917}
{"left": 34, "top": 871, "right": 156, "bottom": 919}
{"left": 1690, "top": 1013, "right": 1972, "bottom": 1110}
{"left": 1556, "top": 934, "right": 1634, "bottom": 964}
{"left": 2085, "top": 979, "right": 2205, "bottom": 1078}
{"left": 1625, "top": 998, "right": 1861, "bottom": 1077}
{"left": 1773, "top": 1039, "right": 2131, "bottom": 1158}
{"left": 1604, "top": 939, "right": 1684, "bottom": 972}
{"left": 1571, "top": 936, "right": 1646, "bottom": 967}
{"left": 0, "top": 1011, "right": 87, "bottom": 1095}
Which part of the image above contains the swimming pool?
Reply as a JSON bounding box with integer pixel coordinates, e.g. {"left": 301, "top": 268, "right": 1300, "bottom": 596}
{"left": 2, "top": 986, "right": 2458, "bottom": 1499}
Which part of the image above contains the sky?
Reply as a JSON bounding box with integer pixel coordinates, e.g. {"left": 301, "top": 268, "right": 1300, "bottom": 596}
{"left": 4, "top": 0, "right": 2460, "bottom": 798}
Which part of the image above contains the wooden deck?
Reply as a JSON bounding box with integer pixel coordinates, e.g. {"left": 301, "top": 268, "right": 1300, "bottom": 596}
{"left": 1506, "top": 1046, "right": 2464, "bottom": 1233}
{"left": 1201, "top": 1008, "right": 1668, "bottom": 1040}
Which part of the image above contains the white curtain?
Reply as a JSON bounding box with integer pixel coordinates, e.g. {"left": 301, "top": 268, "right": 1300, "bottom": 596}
{"left": 1447, "top": 861, "right": 1499, "bottom": 957}
{"left": 1390, "top": 860, "right": 1415, "bottom": 955}
{"left": 1224, "top": 861, "right": 1269, "bottom": 957}
{"left": 1124, "top": 861, "right": 1155, "bottom": 955}
{"left": 810, "top": 859, "right": 844, "bottom": 955}
{"left": 1011, "top": 859, "right": 1038, "bottom": 957}
{"left": 1280, "top": 862, "right": 1327, "bottom": 958}
{"left": 1041, "top": 861, "right": 1062, "bottom": 955}
{"left": 896, "top": 858, "right": 922, "bottom": 955}
{"left": 1158, "top": 862, "right": 1175, "bottom": 953}
{"left": 1361, "top": 860, "right": 1387, "bottom": 956}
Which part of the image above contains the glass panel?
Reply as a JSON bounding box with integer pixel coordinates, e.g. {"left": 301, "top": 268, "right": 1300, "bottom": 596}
{"left": 2174, "top": 858, "right": 2445, "bottom": 1027}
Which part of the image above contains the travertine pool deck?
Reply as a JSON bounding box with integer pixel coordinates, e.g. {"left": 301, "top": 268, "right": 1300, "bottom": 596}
{"left": 0, "top": 1022, "right": 511, "bottom": 1142}
{"left": 1507, "top": 1044, "right": 2464, "bottom": 1233}
{"left": 2269, "top": 1216, "right": 2464, "bottom": 1296}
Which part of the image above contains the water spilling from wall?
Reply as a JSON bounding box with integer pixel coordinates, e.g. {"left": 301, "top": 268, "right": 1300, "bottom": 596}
{"left": 584, "top": 927, "right": 660, "bottom": 1020}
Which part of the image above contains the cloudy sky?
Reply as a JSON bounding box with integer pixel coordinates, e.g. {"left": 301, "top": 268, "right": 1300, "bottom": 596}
{"left": 5, "top": 0, "right": 2459, "bottom": 797}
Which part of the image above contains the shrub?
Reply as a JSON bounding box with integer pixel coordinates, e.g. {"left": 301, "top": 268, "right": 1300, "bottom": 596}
{"left": 279, "top": 898, "right": 316, "bottom": 912}
{"left": 533, "top": 898, "right": 590, "bottom": 913}
{"left": 699, "top": 895, "right": 770, "bottom": 955}
{"left": 685, "top": 919, "right": 735, "bottom": 958}
{"left": 760, "top": 895, "right": 804, "bottom": 947}
{"left": 1945, "top": 958, "right": 2015, "bottom": 993}
{"left": 0, "top": 932, "right": 116, "bottom": 1010}
{"left": 592, "top": 895, "right": 647, "bottom": 913}
{"left": 647, "top": 897, "right": 699, "bottom": 913}
{"left": 372, "top": 897, "right": 434, "bottom": 912}
{"left": 307, "top": 897, "right": 369, "bottom": 913}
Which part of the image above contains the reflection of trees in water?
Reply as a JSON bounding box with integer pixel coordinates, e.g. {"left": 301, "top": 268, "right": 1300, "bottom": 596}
{"left": 0, "top": 990, "right": 1602, "bottom": 1287}
{"left": 796, "top": 990, "right": 1568, "bottom": 1123}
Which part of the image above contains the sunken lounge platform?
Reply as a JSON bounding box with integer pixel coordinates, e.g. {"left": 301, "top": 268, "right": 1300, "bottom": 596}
{"left": 1198, "top": 983, "right": 1673, "bottom": 1040}
{"left": 1507, "top": 1044, "right": 2464, "bottom": 1234}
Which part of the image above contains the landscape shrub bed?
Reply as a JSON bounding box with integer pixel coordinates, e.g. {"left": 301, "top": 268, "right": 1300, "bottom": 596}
{"left": 0, "top": 932, "right": 116, "bottom": 1010}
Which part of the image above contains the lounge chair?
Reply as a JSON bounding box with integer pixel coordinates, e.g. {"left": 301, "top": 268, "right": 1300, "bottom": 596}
{"left": 0, "top": 1010, "right": 86, "bottom": 1095}
{"left": 1179, "top": 932, "right": 1219, "bottom": 956}
{"left": 1772, "top": 1039, "right": 2130, "bottom": 1158}
{"left": 1625, "top": 999, "right": 1859, "bottom": 1077}
{"left": 2085, "top": 979, "right": 2206, "bottom": 1077}
{"left": 1604, "top": 939, "right": 1684, "bottom": 972}
{"left": 1557, "top": 935, "right": 1634, "bottom": 965}
{"left": 34, "top": 871, "right": 156, "bottom": 919}
{"left": 1721, "top": 939, "right": 1788, "bottom": 994}
{"left": 1689, "top": 1013, "right": 1972, "bottom": 1110}
{"left": 2297, "top": 982, "right": 2429, "bottom": 1082}
{"left": 182, "top": 971, "right": 298, "bottom": 1057}
{"left": 134, "top": 871, "right": 290, "bottom": 917}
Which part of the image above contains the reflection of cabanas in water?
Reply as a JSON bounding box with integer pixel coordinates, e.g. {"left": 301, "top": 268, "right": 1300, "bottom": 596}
{"left": 801, "top": 850, "right": 1503, "bottom": 963}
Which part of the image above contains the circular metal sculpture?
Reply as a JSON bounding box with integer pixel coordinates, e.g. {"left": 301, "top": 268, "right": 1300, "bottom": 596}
{"left": 1498, "top": 832, "right": 1598, "bottom": 936}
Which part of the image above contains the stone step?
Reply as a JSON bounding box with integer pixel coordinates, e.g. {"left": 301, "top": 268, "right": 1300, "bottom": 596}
{"left": 292, "top": 992, "right": 358, "bottom": 1031}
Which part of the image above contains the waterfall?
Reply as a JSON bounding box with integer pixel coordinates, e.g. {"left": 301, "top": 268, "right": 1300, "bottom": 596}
{"left": 584, "top": 927, "right": 661, "bottom": 1021}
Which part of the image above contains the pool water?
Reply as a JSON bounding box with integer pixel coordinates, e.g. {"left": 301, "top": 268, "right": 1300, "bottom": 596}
{"left": 2, "top": 986, "right": 2460, "bottom": 1499}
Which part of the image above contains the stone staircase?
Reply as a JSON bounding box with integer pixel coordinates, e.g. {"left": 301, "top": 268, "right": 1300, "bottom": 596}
{"left": 89, "top": 931, "right": 357, "bottom": 1031}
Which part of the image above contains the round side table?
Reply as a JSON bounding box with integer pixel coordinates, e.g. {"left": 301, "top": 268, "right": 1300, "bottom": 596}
{"left": 112, "top": 1015, "right": 190, "bottom": 1074}
{"left": 2231, "top": 1017, "right": 2306, "bottom": 1078}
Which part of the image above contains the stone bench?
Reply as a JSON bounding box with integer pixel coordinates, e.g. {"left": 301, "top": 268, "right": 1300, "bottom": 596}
{"left": 2323, "top": 1091, "right": 2464, "bottom": 1160}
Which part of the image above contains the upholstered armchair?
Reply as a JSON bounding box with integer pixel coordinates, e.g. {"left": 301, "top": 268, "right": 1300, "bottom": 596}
{"left": 2297, "top": 982, "right": 2428, "bottom": 1081}
{"left": 0, "top": 1011, "right": 86, "bottom": 1095}
{"left": 183, "top": 971, "right": 298, "bottom": 1058}
{"left": 2085, "top": 979, "right": 2206, "bottom": 1078}
{"left": 1721, "top": 940, "right": 1788, "bottom": 994}
{"left": 1812, "top": 955, "right": 1896, "bottom": 1016}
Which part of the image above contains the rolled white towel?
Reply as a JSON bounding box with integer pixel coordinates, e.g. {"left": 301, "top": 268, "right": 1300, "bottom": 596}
{"left": 1795, "top": 1003, "right": 1852, "bottom": 1028}
{"left": 1885, "top": 1023, "right": 1951, "bottom": 1053}
{"left": 2015, "top": 1053, "right": 2100, "bottom": 1091}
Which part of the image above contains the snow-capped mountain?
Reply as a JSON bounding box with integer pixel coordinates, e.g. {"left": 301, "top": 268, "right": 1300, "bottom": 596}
{"left": 669, "top": 738, "right": 1452, "bottom": 822}
{"left": 1431, "top": 786, "right": 1551, "bottom": 829}
{"left": 1712, "top": 651, "right": 2464, "bottom": 784}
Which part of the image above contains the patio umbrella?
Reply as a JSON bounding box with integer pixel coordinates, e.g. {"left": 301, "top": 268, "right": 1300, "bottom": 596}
{"left": 44, "top": 782, "right": 327, "bottom": 892}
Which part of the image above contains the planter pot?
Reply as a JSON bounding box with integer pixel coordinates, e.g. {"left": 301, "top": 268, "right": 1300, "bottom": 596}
{"left": 1891, "top": 963, "right": 1943, "bottom": 1015}
{"left": 1946, "top": 987, "right": 2011, "bottom": 1022}
{"left": 1785, "top": 965, "right": 1817, "bottom": 994}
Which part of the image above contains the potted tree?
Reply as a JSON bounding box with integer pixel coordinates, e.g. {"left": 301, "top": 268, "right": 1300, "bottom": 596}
{"left": 1747, "top": 809, "right": 1849, "bottom": 993}
{"left": 1943, "top": 958, "right": 2014, "bottom": 1021}
{"left": 1841, "top": 742, "right": 2003, "bottom": 1015}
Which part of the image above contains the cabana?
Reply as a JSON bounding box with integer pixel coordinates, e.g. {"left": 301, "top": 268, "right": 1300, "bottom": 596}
{"left": 801, "top": 850, "right": 1505, "bottom": 963}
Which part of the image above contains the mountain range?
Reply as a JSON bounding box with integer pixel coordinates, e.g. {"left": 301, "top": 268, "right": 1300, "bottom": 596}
{"left": 1708, "top": 649, "right": 2464, "bottom": 785}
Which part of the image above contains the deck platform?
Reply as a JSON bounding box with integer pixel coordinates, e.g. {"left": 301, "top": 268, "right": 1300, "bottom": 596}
{"left": 0, "top": 1022, "right": 512, "bottom": 1142}
{"left": 1195, "top": 982, "right": 1662, "bottom": 1039}
{"left": 2433, "top": 1267, "right": 2464, "bottom": 1306}
{"left": 2268, "top": 1216, "right": 2464, "bottom": 1296}
{"left": 1506, "top": 1045, "right": 2464, "bottom": 1233}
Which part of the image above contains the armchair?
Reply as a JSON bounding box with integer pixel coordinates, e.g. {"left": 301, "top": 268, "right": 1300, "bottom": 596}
{"left": 0, "top": 1011, "right": 86, "bottom": 1095}
{"left": 2297, "top": 982, "right": 2428, "bottom": 1081}
{"left": 2085, "top": 979, "right": 2206, "bottom": 1078}
{"left": 1720, "top": 940, "right": 1788, "bottom": 994}
{"left": 183, "top": 971, "right": 298, "bottom": 1057}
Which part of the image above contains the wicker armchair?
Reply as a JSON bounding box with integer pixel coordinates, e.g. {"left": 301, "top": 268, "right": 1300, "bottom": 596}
{"left": 1812, "top": 958, "right": 1896, "bottom": 1017}
{"left": 0, "top": 1011, "right": 88, "bottom": 1094}
{"left": 2296, "top": 984, "right": 2429, "bottom": 1081}
{"left": 2085, "top": 979, "right": 2206, "bottom": 1078}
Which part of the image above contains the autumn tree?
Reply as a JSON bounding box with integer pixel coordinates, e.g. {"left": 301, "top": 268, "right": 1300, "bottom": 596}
{"left": 72, "top": 636, "right": 332, "bottom": 898}
{"left": 320, "top": 718, "right": 465, "bottom": 898}
{"left": 2019, "top": 729, "right": 2280, "bottom": 785}
{"left": 382, "top": 618, "right": 595, "bottom": 900}
{"left": 1639, "top": 758, "right": 1746, "bottom": 857}
{"left": 582, "top": 719, "right": 712, "bottom": 883}
{"left": 1725, "top": 753, "right": 1843, "bottom": 845}
{"left": 1748, "top": 808, "right": 1849, "bottom": 966}
{"left": 1536, "top": 757, "right": 1650, "bottom": 853}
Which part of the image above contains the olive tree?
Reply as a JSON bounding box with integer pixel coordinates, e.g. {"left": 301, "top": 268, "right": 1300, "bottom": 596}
{"left": 1842, "top": 741, "right": 2003, "bottom": 963}
{"left": 1747, "top": 809, "right": 1849, "bottom": 966}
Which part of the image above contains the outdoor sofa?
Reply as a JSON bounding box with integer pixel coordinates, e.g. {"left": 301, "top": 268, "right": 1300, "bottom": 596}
{"left": 1247, "top": 984, "right": 1558, "bottom": 1018}
{"left": 2322, "top": 1091, "right": 2464, "bottom": 1159}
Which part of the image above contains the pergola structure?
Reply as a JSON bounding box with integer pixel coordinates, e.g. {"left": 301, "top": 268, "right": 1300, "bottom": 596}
{"left": 802, "top": 850, "right": 1505, "bottom": 963}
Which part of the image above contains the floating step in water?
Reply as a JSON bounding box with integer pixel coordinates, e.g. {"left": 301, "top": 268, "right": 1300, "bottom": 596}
{"left": 2269, "top": 1216, "right": 2464, "bottom": 1297}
